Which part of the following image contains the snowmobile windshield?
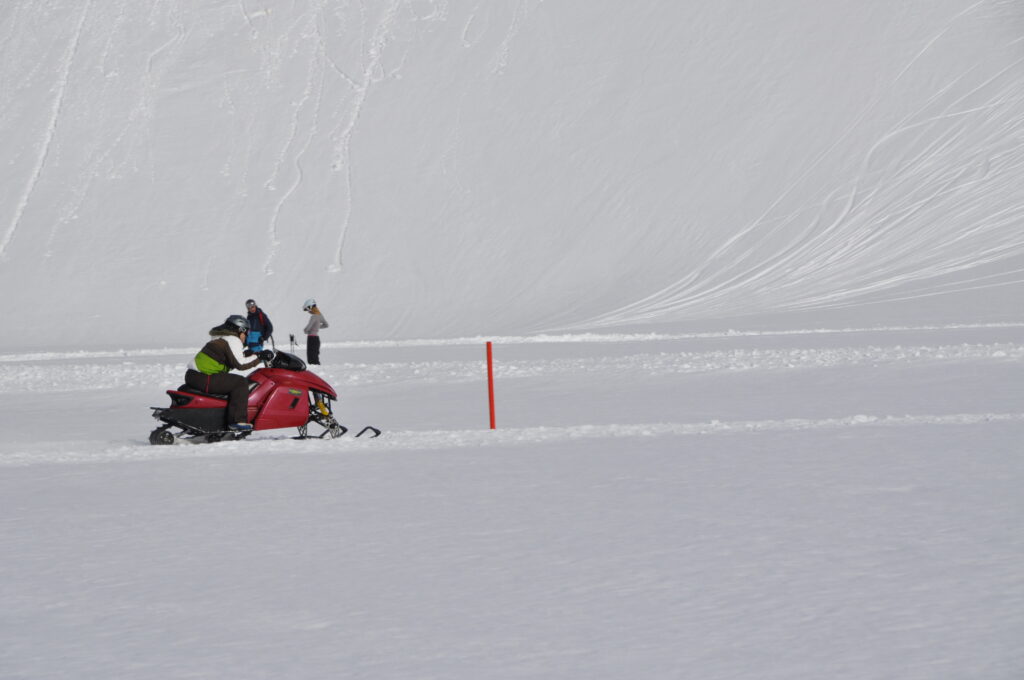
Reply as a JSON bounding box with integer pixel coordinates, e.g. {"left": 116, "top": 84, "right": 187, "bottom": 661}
{"left": 272, "top": 352, "right": 306, "bottom": 372}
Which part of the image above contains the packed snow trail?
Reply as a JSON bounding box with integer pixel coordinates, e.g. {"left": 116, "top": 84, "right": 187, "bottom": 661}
{"left": 1, "top": 411, "right": 1021, "bottom": 467}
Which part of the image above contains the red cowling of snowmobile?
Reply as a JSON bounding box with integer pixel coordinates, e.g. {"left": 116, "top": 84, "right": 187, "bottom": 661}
{"left": 256, "top": 367, "right": 336, "bottom": 399}
{"left": 245, "top": 367, "right": 336, "bottom": 430}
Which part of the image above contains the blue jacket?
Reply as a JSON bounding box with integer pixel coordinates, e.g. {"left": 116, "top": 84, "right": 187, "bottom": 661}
{"left": 246, "top": 307, "right": 274, "bottom": 340}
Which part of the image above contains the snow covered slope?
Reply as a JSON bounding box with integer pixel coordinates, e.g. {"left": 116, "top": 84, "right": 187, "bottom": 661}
{"left": 1, "top": 1, "right": 1022, "bottom": 351}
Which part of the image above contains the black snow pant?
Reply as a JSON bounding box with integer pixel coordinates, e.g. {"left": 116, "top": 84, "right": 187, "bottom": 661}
{"left": 306, "top": 335, "right": 321, "bottom": 365}
{"left": 185, "top": 369, "right": 251, "bottom": 425}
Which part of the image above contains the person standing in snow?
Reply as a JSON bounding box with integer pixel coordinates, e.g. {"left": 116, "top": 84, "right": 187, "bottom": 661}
{"left": 184, "top": 315, "right": 270, "bottom": 431}
{"left": 302, "top": 298, "right": 329, "bottom": 365}
{"left": 244, "top": 298, "right": 274, "bottom": 353}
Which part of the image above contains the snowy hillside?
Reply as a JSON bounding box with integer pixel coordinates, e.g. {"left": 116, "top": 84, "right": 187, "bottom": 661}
{"left": 1, "top": 0, "right": 1023, "bottom": 350}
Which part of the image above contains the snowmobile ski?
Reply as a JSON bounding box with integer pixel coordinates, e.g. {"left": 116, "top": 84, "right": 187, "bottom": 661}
{"left": 292, "top": 424, "right": 382, "bottom": 440}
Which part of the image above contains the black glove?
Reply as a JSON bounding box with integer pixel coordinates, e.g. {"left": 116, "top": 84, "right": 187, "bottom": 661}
{"left": 243, "top": 348, "right": 255, "bottom": 357}
{"left": 259, "top": 349, "right": 275, "bottom": 362}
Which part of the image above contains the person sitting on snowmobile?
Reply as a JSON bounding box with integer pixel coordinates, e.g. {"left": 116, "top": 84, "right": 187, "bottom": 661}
{"left": 184, "top": 315, "right": 272, "bottom": 431}
{"left": 244, "top": 299, "right": 274, "bottom": 352}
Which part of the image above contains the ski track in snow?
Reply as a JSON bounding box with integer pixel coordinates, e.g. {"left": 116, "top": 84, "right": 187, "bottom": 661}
{"left": 2, "top": 412, "right": 1021, "bottom": 468}
{"left": 489, "top": 0, "right": 545, "bottom": 76}
{"left": 260, "top": 0, "right": 410, "bottom": 275}
{"left": 0, "top": 0, "right": 92, "bottom": 260}
{"left": 326, "top": 0, "right": 403, "bottom": 272}
{"left": 571, "top": 4, "right": 1024, "bottom": 330}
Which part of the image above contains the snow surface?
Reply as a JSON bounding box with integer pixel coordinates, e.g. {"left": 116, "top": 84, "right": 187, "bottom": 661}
{"left": 1, "top": 1, "right": 1023, "bottom": 678}
{"left": 3, "top": 325, "right": 1024, "bottom": 679}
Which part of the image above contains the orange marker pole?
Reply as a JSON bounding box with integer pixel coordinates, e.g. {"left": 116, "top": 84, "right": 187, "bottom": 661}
{"left": 486, "top": 341, "right": 496, "bottom": 429}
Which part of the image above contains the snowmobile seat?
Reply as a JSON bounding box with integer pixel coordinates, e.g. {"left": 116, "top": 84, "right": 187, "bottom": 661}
{"left": 176, "top": 380, "right": 259, "bottom": 400}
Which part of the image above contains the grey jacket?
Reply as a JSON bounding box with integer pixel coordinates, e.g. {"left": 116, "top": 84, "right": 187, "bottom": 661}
{"left": 304, "top": 313, "right": 329, "bottom": 336}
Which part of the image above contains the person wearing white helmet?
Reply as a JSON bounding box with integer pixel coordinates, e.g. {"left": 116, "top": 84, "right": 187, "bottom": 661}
{"left": 302, "top": 298, "right": 329, "bottom": 365}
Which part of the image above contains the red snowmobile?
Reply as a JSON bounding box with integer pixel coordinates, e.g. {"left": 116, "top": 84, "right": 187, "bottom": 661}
{"left": 149, "top": 350, "right": 380, "bottom": 444}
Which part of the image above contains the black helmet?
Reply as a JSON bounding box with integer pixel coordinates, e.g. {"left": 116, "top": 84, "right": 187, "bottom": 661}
{"left": 225, "top": 314, "right": 250, "bottom": 333}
